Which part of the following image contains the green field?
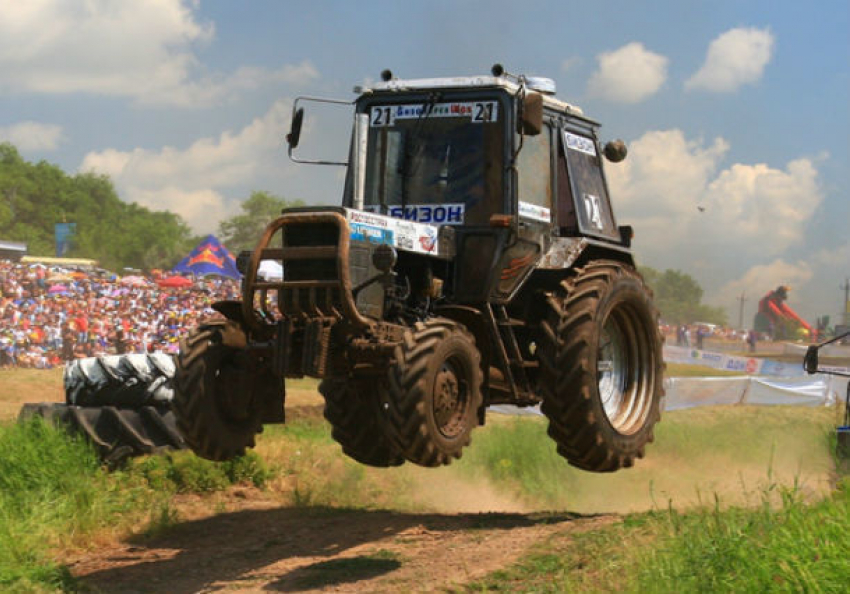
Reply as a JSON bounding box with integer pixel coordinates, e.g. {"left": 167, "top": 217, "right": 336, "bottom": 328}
{"left": 0, "top": 368, "right": 847, "bottom": 590}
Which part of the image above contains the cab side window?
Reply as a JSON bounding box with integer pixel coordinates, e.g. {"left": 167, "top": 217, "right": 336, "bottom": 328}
{"left": 556, "top": 133, "right": 577, "bottom": 234}
{"left": 516, "top": 125, "right": 552, "bottom": 221}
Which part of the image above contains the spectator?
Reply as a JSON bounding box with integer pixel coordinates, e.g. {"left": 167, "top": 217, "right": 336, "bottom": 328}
{"left": 0, "top": 259, "right": 240, "bottom": 368}
{"left": 747, "top": 329, "right": 757, "bottom": 353}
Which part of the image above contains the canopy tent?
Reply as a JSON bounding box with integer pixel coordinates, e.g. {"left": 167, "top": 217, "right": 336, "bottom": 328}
{"left": 172, "top": 235, "right": 241, "bottom": 279}
{"left": 157, "top": 275, "right": 193, "bottom": 288}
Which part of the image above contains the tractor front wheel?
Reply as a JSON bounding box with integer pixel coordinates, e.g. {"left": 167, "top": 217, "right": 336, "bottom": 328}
{"left": 379, "top": 319, "right": 482, "bottom": 467}
{"left": 172, "top": 321, "right": 264, "bottom": 461}
{"left": 321, "top": 376, "right": 405, "bottom": 468}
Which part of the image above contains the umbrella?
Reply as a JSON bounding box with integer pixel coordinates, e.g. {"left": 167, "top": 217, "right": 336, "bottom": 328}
{"left": 157, "top": 276, "right": 193, "bottom": 288}
{"left": 120, "top": 275, "right": 149, "bottom": 287}
{"left": 48, "top": 284, "right": 69, "bottom": 294}
{"left": 46, "top": 274, "right": 73, "bottom": 283}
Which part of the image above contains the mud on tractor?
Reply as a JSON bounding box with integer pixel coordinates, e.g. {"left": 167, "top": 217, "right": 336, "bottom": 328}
{"left": 172, "top": 65, "right": 664, "bottom": 472}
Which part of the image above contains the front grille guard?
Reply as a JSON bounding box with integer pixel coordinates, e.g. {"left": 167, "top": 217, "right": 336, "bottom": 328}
{"left": 240, "top": 211, "right": 372, "bottom": 334}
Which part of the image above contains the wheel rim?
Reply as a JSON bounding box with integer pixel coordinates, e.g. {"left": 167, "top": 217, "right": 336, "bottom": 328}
{"left": 597, "top": 305, "right": 654, "bottom": 434}
{"left": 432, "top": 356, "right": 469, "bottom": 439}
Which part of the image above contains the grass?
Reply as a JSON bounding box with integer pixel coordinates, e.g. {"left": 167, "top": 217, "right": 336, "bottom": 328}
{"left": 0, "top": 416, "right": 270, "bottom": 590}
{"left": 0, "top": 368, "right": 846, "bottom": 590}
{"left": 0, "top": 367, "right": 64, "bottom": 421}
{"left": 466, "top": 478, "right": 850, "bottom": 592}
{"left": 451, "top": 404, "right": 837, "bottom": 514}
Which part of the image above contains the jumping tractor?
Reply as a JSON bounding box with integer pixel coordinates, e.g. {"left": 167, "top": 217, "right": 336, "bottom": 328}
{"left": 172, "top": 65, "right": 665, "bottom": 472}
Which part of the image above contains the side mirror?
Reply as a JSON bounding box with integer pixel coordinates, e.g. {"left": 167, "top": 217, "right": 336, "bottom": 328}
{"left": 604, "top": 139, "right": 628, "bottom": 163}
{"left": 286, "top": 108, "right": 304, "bottom": 149}
{"left": 520, "top": 92, "right": 543, "bottom": 136}
{"left": 803, "top": 345, "right": 819, "bottom": 374}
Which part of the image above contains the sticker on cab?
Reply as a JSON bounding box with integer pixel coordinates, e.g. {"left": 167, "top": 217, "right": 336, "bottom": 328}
{"left": 565, "top": 132, "right": 597, "bottom": 157}
{"left": 383, "top": 203, "right": 465, "bottom": 225}
{"left": 518, "top": 201, "right": 551, "bottom": 223}
{"left": 371, "top": 102, "right": 499, "bottom": 127}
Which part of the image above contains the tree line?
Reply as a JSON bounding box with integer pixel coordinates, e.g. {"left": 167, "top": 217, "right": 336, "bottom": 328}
{"left": 0, "top": 144, "right": 301, "bottom": 271}
{"left": 1, "top": 142, "right": 721, "bottom": 324}
{"left": 639, "top": 266, "right": 728, "bottom": 326}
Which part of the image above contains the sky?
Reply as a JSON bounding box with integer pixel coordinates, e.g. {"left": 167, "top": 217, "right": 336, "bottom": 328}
{"left": 1, "top": 0, "right": 848, "bottom": 327}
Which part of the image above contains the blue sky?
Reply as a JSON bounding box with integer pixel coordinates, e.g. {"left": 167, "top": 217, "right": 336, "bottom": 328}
{"left": 1, "top": 0, "right": 848, "bottom": 326}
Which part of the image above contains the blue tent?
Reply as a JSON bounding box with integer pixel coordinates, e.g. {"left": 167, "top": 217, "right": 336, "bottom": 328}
{"left": 172, "top": 235, "right": 241, "bottom": 279}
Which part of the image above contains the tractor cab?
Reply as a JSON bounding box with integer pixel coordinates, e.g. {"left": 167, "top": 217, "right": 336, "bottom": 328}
{"left": 288, "top": 66, "right": 632, "bottom": 308}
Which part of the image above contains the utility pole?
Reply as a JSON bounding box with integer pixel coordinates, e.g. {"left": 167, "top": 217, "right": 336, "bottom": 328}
{"left": 737, "top": 292, "right": 747, "bottom": 330}
{"left": 842, "top": 278, "right": 850, "bottom": 326}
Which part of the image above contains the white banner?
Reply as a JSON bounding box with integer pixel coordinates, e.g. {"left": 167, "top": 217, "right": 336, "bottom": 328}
{"left": 662, "top": 345, "right": 850, "bottom": 377}
{"left": 491, "top": 374, "right": 846, "bottom": 415}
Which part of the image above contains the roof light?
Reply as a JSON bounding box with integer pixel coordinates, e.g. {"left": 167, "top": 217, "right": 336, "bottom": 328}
{"left": 525, "top": 77, "right": 556, "bottom": 95}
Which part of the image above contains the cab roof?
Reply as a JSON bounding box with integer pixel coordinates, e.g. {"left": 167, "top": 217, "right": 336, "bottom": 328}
{"left": 361, "top": 75, "right": 584, "bottom": 117}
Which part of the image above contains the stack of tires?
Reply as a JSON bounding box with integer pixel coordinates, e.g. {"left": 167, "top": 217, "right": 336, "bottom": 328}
{"left": 19, "top": 353, "right": 186, "bottom": 466}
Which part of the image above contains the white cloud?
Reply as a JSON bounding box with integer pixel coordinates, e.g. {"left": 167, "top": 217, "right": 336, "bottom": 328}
{"left": 607, "top": 128, "right": 826, "bottom": 320}
{"left": 587, "top": 42, "right": 668, "bottom": 103}
{"left": 609, "top": 129, "right": 821, "bottom": 262}
{"left": 710, "top": 259, "right": 813, "bottom": 317}
{"left": 703, "top": 158, "right": 820, "bottom": 255}
{"left": 0, "top": 0, "right": 317, "bottom": 106}
{"left": 0, "top": 121, "right": 65, "bottom": 151}
{"left": 81, "top": 100, "right": 293, "bottom": 232}
{"left": 686, "top": 27, "right": 775, "bottom": 92}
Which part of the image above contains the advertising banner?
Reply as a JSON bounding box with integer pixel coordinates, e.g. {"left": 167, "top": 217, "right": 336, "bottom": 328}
{"left": 54, "top": 222, "right": 76, "bottom": 257}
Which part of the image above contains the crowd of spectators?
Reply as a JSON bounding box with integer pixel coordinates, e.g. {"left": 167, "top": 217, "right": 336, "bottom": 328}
{"left": 1, "top": 259, "right": 239, "bottom": 369}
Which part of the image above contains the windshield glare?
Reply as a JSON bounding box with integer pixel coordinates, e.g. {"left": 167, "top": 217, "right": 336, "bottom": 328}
{"left": 363, "top": 100, "right": 504, "bottom": 226}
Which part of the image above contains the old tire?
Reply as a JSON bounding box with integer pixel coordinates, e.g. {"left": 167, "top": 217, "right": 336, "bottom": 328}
{"left": 65, "top": 353, "right": 175, "bottom": 408}
{"left": 379, "top": 319, "right": 483, "bottom": 467}
{"left": 19, "top": 402, "right": 186, "bottom": 467}
{"left": 172, "top": 322, "right": 262, "bottom": 461}
{"left": 538, "top": 261, "right": 664, "bottom": 472}
{"left": 320, "top": 377, "right": 405, "bottom": 467}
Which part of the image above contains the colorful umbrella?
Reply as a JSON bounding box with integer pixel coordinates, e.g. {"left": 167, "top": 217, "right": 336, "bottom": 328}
{"left": 156, "top": 276, "right": 193, "bottom": 288}
{"left": 120, "top": 275, "right": 149, "bottom": 287}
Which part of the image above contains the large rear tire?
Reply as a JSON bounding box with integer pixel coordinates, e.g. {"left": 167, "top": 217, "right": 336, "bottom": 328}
{"left": 172, "top": 322, "right": 263, "bottom": 461}
{"left": 320, "top": 377, "right": 405, "bottom": 467}
{"left": 537, "top": 261, "right": 664, "bottom": 472}
{"left": 378, "top": 319, "right": 482, "bottom": 467}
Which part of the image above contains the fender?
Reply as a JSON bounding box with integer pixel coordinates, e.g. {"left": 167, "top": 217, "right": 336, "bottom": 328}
{"left": 210, "top": 301, "right": 248, "bottom": 349}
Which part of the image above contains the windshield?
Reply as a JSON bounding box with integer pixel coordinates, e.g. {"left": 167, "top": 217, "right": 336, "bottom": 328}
{"left": 362, "top": 99, "right": 505, "bottom": 226}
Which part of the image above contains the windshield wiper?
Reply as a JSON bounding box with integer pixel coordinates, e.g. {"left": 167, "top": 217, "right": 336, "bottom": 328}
{"left": 400, "top": 92, "right": 441, "bottom": 213}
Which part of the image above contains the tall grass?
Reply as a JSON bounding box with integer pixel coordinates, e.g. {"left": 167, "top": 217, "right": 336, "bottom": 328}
{"left": 468, "top": 478, "right": 850, "bottom": 592}
{"left": 0, "top": 418, "right": 269, "bottom": 591}
{"left": 456, "top": 406, "right": 836, "bottom": 513}
{"left": 635, "top": 479, "right": 850, "bottom": 591}
{"left": 0, "top": 419, "right": 112, "bottom": 589}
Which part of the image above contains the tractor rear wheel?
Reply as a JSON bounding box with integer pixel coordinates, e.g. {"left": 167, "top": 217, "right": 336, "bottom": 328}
{"left": 379, "top": 319, "right": 482, "bottom": 467}
{"left": 537, "top": 261, "right": 664, "bottom": 472}
{"left": 172, "top": 321, "right": 263, "bottom": 461}
{"left": 321, "top": 377, "right": 405, "bottom": 467}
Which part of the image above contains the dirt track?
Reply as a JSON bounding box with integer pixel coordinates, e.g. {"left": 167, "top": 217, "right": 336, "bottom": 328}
{"left": 69, "top": 490, "right": 615, "bottom": 592}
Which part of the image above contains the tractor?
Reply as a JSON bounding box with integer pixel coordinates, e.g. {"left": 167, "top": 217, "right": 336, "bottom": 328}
{"left": 172, "top": 65, "right": 664, "bottom": 472}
